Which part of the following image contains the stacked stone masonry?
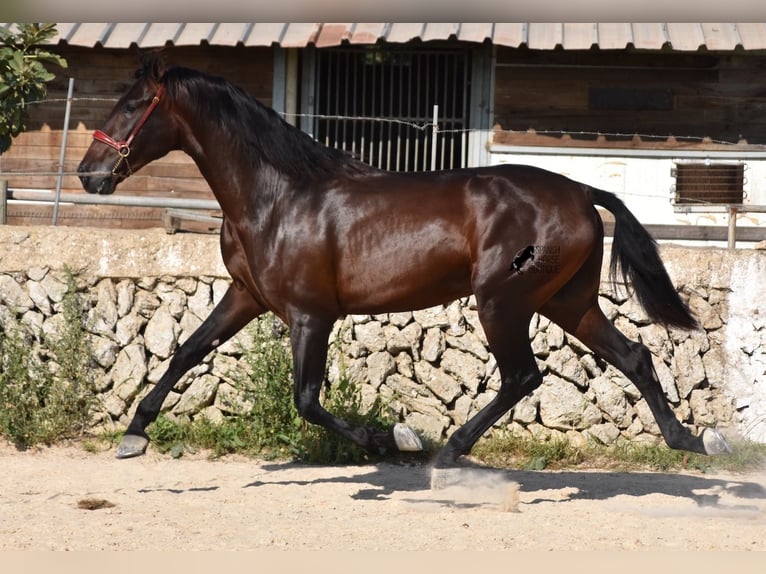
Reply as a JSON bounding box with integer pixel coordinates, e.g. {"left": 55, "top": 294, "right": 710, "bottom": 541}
{"left": 1, "top": 227, "right": 764, "bottom": 445}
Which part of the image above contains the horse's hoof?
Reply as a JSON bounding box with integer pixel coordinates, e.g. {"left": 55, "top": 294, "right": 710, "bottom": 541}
{"left": 116, "top": 435, "right": 149, "bottom": 459}
{"left": 393, "top": 423, "right": 423, "bottom": 452}
{"left": 702, "top": 428, "right": 732, "bottom": 455}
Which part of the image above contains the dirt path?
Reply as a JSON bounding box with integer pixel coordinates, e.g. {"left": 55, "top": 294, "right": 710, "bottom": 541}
{"left": 2, "top": 441, "right": 765, "bottom": 551}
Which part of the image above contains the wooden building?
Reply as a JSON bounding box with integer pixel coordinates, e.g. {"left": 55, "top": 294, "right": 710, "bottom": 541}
{"left": 2, "top": 23, "right": 766, "bottom": 239}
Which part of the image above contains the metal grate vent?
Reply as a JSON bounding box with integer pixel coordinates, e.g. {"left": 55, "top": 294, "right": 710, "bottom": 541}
{"left": 672, "top": 162, "right": 746, "bottom": 205}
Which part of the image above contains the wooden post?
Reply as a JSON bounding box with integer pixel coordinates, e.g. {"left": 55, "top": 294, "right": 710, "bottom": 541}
{"left": 727, "top": 205, "right": 738, "bottom": 249}
{"left": 0, "top": 179, "right": 7, "bottom": 224}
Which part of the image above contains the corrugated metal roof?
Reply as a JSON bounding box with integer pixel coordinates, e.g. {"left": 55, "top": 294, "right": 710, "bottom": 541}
{"left": 5, "top": 23, "right": 766, "bottom": 51}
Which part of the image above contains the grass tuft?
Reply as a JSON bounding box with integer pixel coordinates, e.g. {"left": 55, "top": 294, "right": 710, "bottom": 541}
{"left": 471, "top": 429, "right": 766, "bottom": 473}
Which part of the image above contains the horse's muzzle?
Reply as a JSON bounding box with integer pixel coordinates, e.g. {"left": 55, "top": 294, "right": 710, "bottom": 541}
{"left": 77, "top": 163, "right": 116, "bottom": 195}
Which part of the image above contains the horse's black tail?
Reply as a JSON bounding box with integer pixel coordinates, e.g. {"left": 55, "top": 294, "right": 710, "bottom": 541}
{"left": 589, "top": 188, "right": 698, "bottom": 330}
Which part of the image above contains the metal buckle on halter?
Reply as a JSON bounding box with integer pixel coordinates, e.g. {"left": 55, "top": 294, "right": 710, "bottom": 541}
{"left": 114, "top": 145, "right": 132, "bottom": 175}
{"left": 114, "top": 152, "right": 131, "bottom": 176}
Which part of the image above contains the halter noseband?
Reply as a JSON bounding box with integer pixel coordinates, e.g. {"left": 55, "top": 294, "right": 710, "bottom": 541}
{"left": 92, "top": 84, "right": 165, "bottom": 176}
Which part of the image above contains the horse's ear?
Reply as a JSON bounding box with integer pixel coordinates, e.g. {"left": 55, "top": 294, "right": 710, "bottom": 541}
{"left": 137, "top": 50, "right": 167, "bottom": 83}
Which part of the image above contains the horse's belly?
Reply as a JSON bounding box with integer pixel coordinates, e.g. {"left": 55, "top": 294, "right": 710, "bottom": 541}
{"left": 337, "top": 254, "right": 472, "bottom": 315}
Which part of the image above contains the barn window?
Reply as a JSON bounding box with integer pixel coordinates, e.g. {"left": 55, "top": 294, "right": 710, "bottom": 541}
{"left": 310, "top": 45, "right": 472, "bottom": 172}
{"left": 672, "top": 162, "right": 746, "bottom": 205}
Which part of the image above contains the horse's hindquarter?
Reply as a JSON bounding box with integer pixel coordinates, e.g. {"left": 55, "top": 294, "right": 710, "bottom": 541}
{"left": 466, "top": 166, "right": 602, "bottom": 295}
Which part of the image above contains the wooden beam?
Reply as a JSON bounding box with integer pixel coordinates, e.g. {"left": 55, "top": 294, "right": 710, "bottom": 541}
{"left": 602, "top": 221, "right": 766, "bottom": 242}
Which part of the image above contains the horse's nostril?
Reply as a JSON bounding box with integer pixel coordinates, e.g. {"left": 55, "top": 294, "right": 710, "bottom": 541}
{"left": 77, "top": 164, "right": 91, "bottom": 189}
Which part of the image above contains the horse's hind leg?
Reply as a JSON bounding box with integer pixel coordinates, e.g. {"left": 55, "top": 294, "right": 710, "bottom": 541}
{"left": 117, "top": 282, "right": 266, "bottom": 458}
{"left": 434, "top": 300, "right": 542, "bottom": 469}
{"left": 543, "top": 299, "right": 731, "bottom": 456}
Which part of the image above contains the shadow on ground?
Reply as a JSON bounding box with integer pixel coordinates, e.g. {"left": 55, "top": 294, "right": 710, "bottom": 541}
{"left": 243, "top": 459, "right": 766, "bottom": 510}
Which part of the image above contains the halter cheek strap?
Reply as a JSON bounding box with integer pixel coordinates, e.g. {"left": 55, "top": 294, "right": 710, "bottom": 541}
{"left": 92, "top": 84, "right": 165, "bottom": 175}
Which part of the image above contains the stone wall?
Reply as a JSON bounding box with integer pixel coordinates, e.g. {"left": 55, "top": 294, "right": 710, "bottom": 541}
{"left": 1, "top": 226, "right": 764, "bottom": 445}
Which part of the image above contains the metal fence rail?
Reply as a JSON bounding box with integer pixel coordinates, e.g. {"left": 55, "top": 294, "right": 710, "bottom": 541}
{"left": 4, "top": 188, "right": 219, "bottom": 210}
{"left": 1, "top": 185, "right": 222, "bottom": 233}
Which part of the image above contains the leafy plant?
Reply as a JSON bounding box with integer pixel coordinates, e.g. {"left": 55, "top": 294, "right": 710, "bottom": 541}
{"left": 0, "top": 269, "right": 95, "bottom": 448}
{"left": 0, "top": 321, "right": 53, "bottom": 447}
{"left": 0, "top": 23, "right": 67, "bottom": 153}
{"left": 233, "top": 314, "right": 397, "bottom": 462}
{"left": 233, "top": 315, "right": 304, "bottom": 457}
{"left": 44, "top": 269, "right": 96, "bottom": 432}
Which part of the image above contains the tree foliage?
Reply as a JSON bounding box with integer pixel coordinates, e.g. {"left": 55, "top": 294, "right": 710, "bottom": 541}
{"left": 0, "top": 23, "right": 67, "bottom": 154}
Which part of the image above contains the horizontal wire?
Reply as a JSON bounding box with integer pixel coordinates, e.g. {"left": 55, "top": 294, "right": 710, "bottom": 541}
{"left": 23, "top": 96, "right": 120, "bottom": 106}
{"left": 19, "top": 95, "right": 766, "bottom": 148}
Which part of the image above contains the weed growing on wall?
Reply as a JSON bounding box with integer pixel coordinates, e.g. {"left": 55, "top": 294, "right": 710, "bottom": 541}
{"left": 0, "top": 269, "right": 95, "bottom": 448}
{"left": 45, "top": 270, "right": 97, "bottom": 435}
{"left": 0, "top": 321, "right": 54, "bottom": 448}
{"left": 238, "top": 315, "right": 300, "bottom": 456}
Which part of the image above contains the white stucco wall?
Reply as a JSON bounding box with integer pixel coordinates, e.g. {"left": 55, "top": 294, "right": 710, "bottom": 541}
{"left": 489, "top": 146, "right": 766, "bottom": 247}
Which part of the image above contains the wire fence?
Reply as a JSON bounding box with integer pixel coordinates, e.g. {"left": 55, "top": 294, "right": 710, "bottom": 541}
{"left": 19, "top": 95, "right": 766, "bottom": 148}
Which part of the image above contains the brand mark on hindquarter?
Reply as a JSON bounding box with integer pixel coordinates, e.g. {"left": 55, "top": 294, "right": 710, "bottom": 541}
{"left": 510, "top": 245, "right": 560, "bottom": 275}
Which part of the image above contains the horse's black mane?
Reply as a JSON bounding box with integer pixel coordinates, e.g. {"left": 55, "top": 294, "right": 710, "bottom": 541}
{"left": 160, "top": 65, "right": 376, "bottom": 182}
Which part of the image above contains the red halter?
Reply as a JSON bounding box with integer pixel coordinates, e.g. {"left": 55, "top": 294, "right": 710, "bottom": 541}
{"left": 92, "top": 84, "right": 165, "bottom": 175}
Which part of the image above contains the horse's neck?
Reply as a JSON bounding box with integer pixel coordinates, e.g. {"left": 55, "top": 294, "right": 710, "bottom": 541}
{"left": 182, "top": 126, "right": 288, "bottom": 219}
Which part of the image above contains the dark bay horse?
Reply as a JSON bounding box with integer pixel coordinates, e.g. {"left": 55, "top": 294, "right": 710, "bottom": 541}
{"left": 78, "top": 53, "right": 731, "bottom": 470}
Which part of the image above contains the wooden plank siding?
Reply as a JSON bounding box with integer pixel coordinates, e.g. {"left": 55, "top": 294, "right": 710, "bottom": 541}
{"left": 1, "top": 45, "right": 273, "bottom": 227}
{"left": 491, "top": 48, "right": 766, "bottom": 147}
{"left": 6, "top": 38, "right": 766, "bottom": 230}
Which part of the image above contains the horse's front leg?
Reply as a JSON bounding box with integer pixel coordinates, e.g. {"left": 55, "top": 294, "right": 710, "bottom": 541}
{"left": 289, "top": 312, "right": 422, "bottom": 454}
{"left": 117, "top": 281, "right": 266, "bottom": 458}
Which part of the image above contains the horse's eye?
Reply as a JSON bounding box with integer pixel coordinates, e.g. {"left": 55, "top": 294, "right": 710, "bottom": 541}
{"left": 123, "top": 103, "right": 137, "bottom": 116}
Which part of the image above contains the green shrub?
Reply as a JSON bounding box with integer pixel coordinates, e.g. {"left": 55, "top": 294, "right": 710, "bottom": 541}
{"left": 231, "top": 314, "right": 396, "bottom": 462}
{"left": 0, "top": 322, "right": 55, "bottom": 447}
{"left": 1, "top": 23, "right": 67, "bottom": 153}
{"left": 0, "top": 270, "right": 95, "bottom": 449}
{"left": 230, "top": 315, "right": 304, "bottom": 457}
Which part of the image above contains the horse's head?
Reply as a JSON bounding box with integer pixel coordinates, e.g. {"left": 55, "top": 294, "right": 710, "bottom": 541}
{"left": 78, "top": 52, "right": 177, "bottom": 195}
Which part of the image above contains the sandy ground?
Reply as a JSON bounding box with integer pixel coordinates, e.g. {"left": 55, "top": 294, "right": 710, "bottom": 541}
{"left": 2, "top": 440, "right": 766, "bottom": 551}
